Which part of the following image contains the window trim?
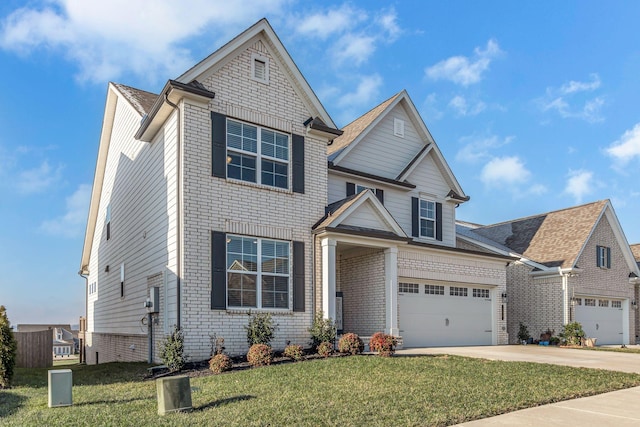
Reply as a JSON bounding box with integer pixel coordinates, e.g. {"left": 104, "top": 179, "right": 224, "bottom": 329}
{"left": 226, "top": 235, "right": 291, "bottom": 310}
{"left": 251, "top": 53, "right": 269, "bottom": 84}
{"left": 596, "top": 245, "right": 611, "bottom": 269}
{"left": 419, "top": 198, "right": 437, "bottom": 239}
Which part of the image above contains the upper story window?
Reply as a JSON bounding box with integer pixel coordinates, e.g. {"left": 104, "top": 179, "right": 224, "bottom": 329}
{"left": 596, "top": 245, "right": 611, "bottom": 269}
{"left": 105, "top": 203, "right": 111, "bottom": 240}
{"left": 227, "top": 235, "right": 290, "bottom": 309}
{"left": 226, "top": 119, "right": 289, "bottom": 189}
{"left": 251, "top": 53, "right": 269, "bottom": 84}
{"left": 419, "top": 199, "right": 436, "bottom": 238}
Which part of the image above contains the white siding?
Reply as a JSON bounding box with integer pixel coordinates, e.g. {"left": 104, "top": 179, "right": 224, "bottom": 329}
{"left": 341, "top": 200, "right": 391, "bottom": 231}
{"left": 338, "top": 104, "right": 424, "bottom": 179}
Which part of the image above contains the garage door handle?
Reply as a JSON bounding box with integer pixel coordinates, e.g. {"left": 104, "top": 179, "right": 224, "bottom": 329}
{"left": 596, "top": 323, "right": 599, "bottom": 330}
{"left": 484, "top": 330, "right": 492, "bottom": 333}
{"left": 445, "top": 318, "right": 449, "bottom": 326}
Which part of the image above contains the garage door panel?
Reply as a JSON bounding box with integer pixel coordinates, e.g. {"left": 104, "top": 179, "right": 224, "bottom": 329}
{"left": 399, "top": 284, "right": 493, "bottom": 348}
{"left": 575, "top": 299, "right": 624, "bottom": 345}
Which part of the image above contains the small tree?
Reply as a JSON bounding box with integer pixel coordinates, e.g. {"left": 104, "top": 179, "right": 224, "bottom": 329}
{"left": 245, "top": 312, "right": 276, "bottom": 346}
{"left": 308, "top": 313, "right": 336, "bottom": 348}
{"left": 517, "top": 323, "right": 531, "bottom": 343}
{"left": 159, "top": 325, "right": 186, "bottom": 372}
{"left": 0, "top": 306, "right": 17, "bottom": 389}
{"left": 560, "top": 321, "right": 585, "bottom": 346}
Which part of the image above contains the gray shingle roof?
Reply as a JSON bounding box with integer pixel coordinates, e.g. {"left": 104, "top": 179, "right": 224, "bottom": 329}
{"left": 112, "top": 83, "right": 158, "bottom": 116}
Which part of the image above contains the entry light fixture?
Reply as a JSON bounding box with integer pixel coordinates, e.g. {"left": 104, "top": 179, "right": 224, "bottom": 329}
{"left": 501, "top": 292, "right": 507, "bottom": 302}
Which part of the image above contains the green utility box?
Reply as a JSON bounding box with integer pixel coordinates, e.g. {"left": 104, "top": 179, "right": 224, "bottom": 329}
{"left": 156, "top": 375, "right": 192, "bottom": 415}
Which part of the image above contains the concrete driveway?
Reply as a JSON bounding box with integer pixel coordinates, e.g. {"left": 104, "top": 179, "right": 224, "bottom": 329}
{"left": 396, "top": 344, "right": 640, "bottom": 373}
{"left": 396, "top": 345, "right": 640, "bottom": 426}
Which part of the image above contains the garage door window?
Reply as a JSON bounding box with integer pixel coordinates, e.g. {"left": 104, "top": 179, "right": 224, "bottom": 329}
{"left": 473, "top": 288, "right": 489, "bottom": 299}
{"left": 599, "top": 299, "right": 609, "bottom": 307}
{"left": 425, "top": 284, "right": 444, "bottom": 295}
{"left": 399, "top": 283, "right": 419, "bottom": 293}
{"left": 612, "top": 300, "right": 622, "bottom": 308}
{"left": 450, "top": 286, "right": 468, "bottom": 297}
{"left": 585, "top": 298, "right": 596, "bottom": 306}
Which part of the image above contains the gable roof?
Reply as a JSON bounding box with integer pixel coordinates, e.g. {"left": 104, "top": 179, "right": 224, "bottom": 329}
{"left": 112, "top": 83, "right": 158, "bottom": 116}
{"left": 631, "top": 244, "right": 640, "bottom": 262}
{"left": 469, "top": 200, "right": 639, "bottom": 274}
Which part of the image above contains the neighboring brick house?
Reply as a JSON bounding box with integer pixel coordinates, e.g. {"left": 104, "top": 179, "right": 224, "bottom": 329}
{"left": 458, "top": 200, "right": 640, "bottom": 345}
{"left": 80, "top": 19, "right": 511, "bottom": 364}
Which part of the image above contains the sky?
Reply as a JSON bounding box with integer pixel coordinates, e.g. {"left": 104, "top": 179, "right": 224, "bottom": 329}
{"left": 1, "top": 1, "right": 639, "bottom": 327}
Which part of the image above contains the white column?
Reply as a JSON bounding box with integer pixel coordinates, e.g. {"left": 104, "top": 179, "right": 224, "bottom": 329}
{"left": 321, "top": 238, "right": 337, "bottom": 321}
{"left": 385, "top": 247, "right": 399, "bottom": 336}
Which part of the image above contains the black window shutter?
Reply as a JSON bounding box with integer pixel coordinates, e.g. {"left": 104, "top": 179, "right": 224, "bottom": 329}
{"left": 411, "top": 197, "right": 419, "bottom": 237}
{"left": 436, "top": 202, "right": 443, "bottom": 241}
{"left": 293, "top": 241, "right": 305, "bottom": 312}
{"left": 606, "top": 247, "right": 611, "bottom": 268}
{"left": 375, "top": 189, "right": 384, "bottom": 205}
{"left": 346, "top": 182, "right": 355, "bottom": 197}
{"left": 292, "top": 134, "right": 305, "bottom": 194}
{"left": 211, "top": 112, "right": 227, "bottom": 178}
{"left": 596, "top": 245, "right": 601, "bottom": 267}
{"left": 211, "top": 231, "right": 227, "bottom": 309}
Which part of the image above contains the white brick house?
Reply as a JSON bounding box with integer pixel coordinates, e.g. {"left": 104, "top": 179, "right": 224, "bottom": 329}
{"left": 80, "top": 19, "right": 511, "bottom": 364}
{"left": 458, "top": 200, "right": 640, "bottom": 345}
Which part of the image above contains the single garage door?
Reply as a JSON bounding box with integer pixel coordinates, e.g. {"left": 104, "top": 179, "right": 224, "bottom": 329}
{"left": 398, "top": 282, "right": 493, "bottom": 347}
{"left": 574, "top": 297, "right": 624, "bottom": 345}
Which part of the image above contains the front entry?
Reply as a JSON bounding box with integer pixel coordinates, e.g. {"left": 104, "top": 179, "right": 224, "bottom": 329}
{"left": 399, "top": 282, "right": 493, "bottom": 347}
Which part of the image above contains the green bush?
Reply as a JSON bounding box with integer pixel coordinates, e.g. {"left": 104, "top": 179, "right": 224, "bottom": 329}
{"left": 369, "top": 332, "right": 397, "bottom": 357}
{"left": 0, "top": 306, "right": 17, "bottom": 389}
{"left": 245, "top": 312, "right": 275, "bottom": 346}
{"left": 338, "top": 333, "right": 364, "bottom": 355}
{"left": 283, "top": 344, "right": 304, "bottom": 361}
{"left": 317, "top": 341, "right": 333, "bottom": 358}
{"left": 308, "top": 313, "right": 336, "bottom": 348}
{"left": 560, "top": 321, "right": 585, "bottom": 346}
{"left": 517, "top": 323, "right": 531, "bottom": 343}
{"left": 247, "top": 344, "right": 273, "bottom": 367}
{"left": 159, "top": 325, "right": 186, "bottom": 372}
{"left": 209, "top": 354, "right": 232, "bottom": 374}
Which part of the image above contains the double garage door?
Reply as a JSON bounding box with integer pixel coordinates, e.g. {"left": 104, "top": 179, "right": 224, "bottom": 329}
{"left": 574, "top": 297, "right": 624, "bottom": 345}
{"left": 399, "top": 281, "right": 493, "bottom": 347}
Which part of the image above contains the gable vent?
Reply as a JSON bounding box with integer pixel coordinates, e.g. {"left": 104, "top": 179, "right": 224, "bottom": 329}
{"left": 394, "top": 118, "right": 405, "bottom": 137}
{"left": 251, "top": 53, "right": 269, "bottom": 84}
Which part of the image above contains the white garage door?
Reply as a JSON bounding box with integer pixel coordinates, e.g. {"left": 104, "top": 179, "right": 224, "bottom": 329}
{"left": 398, "top": 282, "right": 493, "bottom": 347}
{"left": 574, "top": 297, "right": 624, "bottom": 345}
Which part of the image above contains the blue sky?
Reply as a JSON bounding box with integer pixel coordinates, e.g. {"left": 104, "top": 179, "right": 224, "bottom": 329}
{"left": 1, "top": 1, "right": 639, "bottom": 326}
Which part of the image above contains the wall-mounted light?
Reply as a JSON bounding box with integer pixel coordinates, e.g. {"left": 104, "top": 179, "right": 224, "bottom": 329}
{"left": 632, "top": 300, "right": 638, "bottom": 309}
{"left": 501, "top": 292, "right": 507, "bottom": 303}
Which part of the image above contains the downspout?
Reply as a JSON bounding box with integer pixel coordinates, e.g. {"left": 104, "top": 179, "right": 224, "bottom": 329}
{"left": 164, "top": 93, "right": 182, "bottom": 329}
{"left": 79, "top": 271, "right": 89, "bottom": 364}
{"left": 561, "top": 272, "right": 570, "bottom": 325}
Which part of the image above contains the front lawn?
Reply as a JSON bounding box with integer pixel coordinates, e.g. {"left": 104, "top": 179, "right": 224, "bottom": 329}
{"left": 2, "top": 355, "right": 640, "bottom": 426}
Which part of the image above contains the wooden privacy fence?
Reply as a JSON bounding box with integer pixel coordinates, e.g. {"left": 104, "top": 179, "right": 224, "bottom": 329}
{"left": 14, "top": 330, "right": 53, "bottom": 368}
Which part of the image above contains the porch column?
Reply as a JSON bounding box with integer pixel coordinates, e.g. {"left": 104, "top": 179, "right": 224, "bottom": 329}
{"left": 321, "top": 238, "right": 337, "bottom": 321}
{"left": 384, "top": 247, "right": 399, "bottom": 336}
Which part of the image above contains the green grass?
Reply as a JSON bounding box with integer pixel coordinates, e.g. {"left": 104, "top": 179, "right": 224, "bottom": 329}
{"left": 583, "top": 346, "right": 640, "bottom": 354}
{"left": 2, "top": 355, "right": 640, "bottom": 426}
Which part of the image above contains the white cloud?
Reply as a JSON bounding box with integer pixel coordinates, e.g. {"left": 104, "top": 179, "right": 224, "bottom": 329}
{"left": 448, "top": 95, "right": 486, "bottom": 116}
{"left": 375, "top": 8, "right": 401, "bottom": 42}
{"left": 0, "top": 0, "right": 289, "bottom": 83}
{"left": 538, "top": 74, "right": 605, "bottom": 123}
{"left": 421, "top": 93, "right": 444, "bottom": 121}
{"left": 40, "top": 184, "right": 91, "bottom": 238}
{"left": 425, "top": 39, "right": 503, "bottom": 86}
{"left": 333, "top": 33, "right": 377, "bottom": 66}
{"left": 564, "top": 169, "right": 593, "bottom": 203}
{"left": 456, "top": 134, "right": 513, "bottom": 164}
{"left": 295, "top": 4, "right": 361, "bottom": 39}
{"left": 606, "top": 123, "right": 640, "bottom": 166}
{"left": 16, "top": 161, "right": 63, "bottom": 194}
{"left": 337, "top": 74, "right": 383, "bottom": 109}
{"left": 480, "top": 156, "right": 531, "bottom": 187}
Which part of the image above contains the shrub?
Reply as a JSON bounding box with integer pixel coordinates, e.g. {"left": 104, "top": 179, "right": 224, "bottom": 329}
{"left": 245, "top": 312, "right": 275, "bottom": 346}
{"left": 0, "top": 306, "right": 17, "bottom": 389}
{"left": 209, "top": 354, "right": 232, "bottom": 374}
{"left": 283, "top": 344, "right": 304, "bottom": 361}
{"left": 159, "top": 325, "right": 186, "bottom": 372}
{"left": 369, "top": 332, "right": 397, "bottom": 357}
{"left": 517, "top": 323, "right": 531, "bottom": 343}
{"left": 247, "top": 344, "right": 273, "bottom": 367}
{"left": 338, "top": 333, "right": 364, "bottom": 355}
{"left": 317, "top": 341, "right": 333, "bottom": 358}
{"left": 560, "top": 321, "right": 585, "bottom": 346}
{"left": 308, "top": 313, "right": 336, "bottom": 348}
{"left": 209, "top": 333, "right": 225, "bottom": 357}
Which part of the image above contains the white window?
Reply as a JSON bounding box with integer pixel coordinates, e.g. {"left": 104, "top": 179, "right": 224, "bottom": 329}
{"left": 227, "top": 235, "right": 290, "bottom": 309}
{"left": 425, "top": 284, "right": 445, "bottom": 295}
{"left": 356, "top": 184, "right": 375, "bottom": 194}
{"left": 419, "top": 199, "right": 436, "bottom": 238}
{"left": 599, "top": 299, "right": 609, "bottom": 307}
{"left": 227, "top": 119, "right": 289, "bottom": 189}
{"left": 394, "top": 118, "right": 405, "bottom": 137}
{"left": 612, "top": 300, "right": 622, "bottom": 308}
{"left": 597, "top": 245, "right": 611, "bottom": 269}
{"left": 450, "top": 286, "right": 468, "bottom": 297}
{"left": 585, "top": 298, "right": 596, "bottom": 307}
{"left": 89, "top": 282, "right": 97, "bottom": 295}
{"left": 251, "top": 53, "right": 269, "bottom": 84}
{"left": 399, "top": 283, "right": 419, "bottom": 293}
{"left": 473, "top": 288, "right": 490, "bottom": 299}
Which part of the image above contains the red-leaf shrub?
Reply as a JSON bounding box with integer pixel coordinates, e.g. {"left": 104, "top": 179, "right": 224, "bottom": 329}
{"left": 209, "top": 354, "right": 232, "bottom": 374}
{"left": 247, "top": 344, "right": 273, "bottom": 367}
{"left": 283, "top": 344, "right": 305, "bottom": 361}
{"left": 338, "top": 333, "right": 364, "bottom": 355}
{"left": 317, "top": 341, "right": 333, "bottom": 358}
{"left": 369, "top": 332, "right": 397, "bottom": 357}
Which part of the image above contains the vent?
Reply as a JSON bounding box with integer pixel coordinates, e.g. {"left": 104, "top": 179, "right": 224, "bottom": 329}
{"left": 394, "top": 118, "right": 405, "bottom": 137}
{"left": 251, "top": 53, "right": 269, "bottom": 84}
